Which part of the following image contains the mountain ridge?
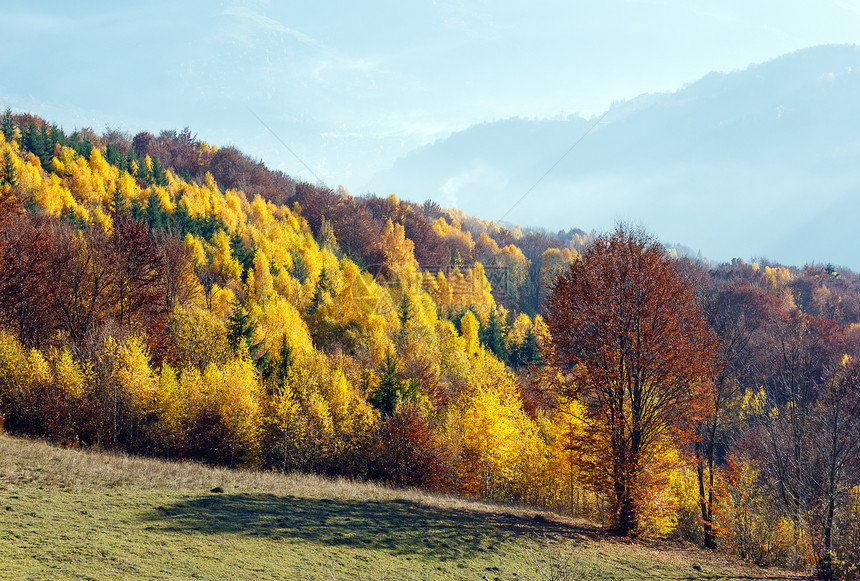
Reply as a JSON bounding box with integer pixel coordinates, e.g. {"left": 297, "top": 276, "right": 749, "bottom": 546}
{"left": 364, "top": 44, "right": 860, "bottom": 268}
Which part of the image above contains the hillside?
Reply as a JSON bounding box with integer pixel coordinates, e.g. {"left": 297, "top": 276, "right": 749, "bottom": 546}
{"left": 2, "top": 108, "right": 860, "bottom": 577}
{"left": 364, "top": 44, "right": 860, "bottom": 268}
{"left": 0, "top": 434, "right": 809, "bottom": 580}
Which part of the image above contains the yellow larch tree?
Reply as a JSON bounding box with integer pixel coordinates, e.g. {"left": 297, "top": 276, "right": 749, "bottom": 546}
{"left": 189, "top": 357, "right": 264, "bottom": 467}
{"left": 381, "top": 218, "right": 419, "bottom": 282}
{"left": 207, "top": 230, "right": 243, "bottom": 283}
{"left": 455, "top": 352, "right": 546, "bottom": 500}
{"left": 261, "top": 296, "right": 314, "bottom": 359}
{"left": 169, "top": 304, "right": 230, "bottom": 370}
{"left": 51, "top": 346, "right": 91, "bottom": 401}
{"left": 467, "top": 263, "right": 495, "bottom": 316}
{"left": 249, "top": 250, "right": 275, "bottom": 305}
{"left": 433, "top": 216, "right": 475, "bottom": 264}
{"left": 218, "top": 188, "right": 245, "bottom": 233}
{"left": 461, "top": 311, "right": 480, "bottom": 356}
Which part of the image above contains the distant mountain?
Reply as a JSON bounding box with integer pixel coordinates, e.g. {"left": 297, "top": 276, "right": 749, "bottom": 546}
{"left": 363, "top": 45, "right": 860, "bottom": 268}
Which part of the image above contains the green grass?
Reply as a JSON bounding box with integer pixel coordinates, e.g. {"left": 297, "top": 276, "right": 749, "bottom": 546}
{"left": 0, "top": 434, "right": 810, "bottom": 580}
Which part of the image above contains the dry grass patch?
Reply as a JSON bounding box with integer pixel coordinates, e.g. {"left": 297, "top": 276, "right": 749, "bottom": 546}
{"left": 0, "top": 433, "right": 489, "bottom": 508}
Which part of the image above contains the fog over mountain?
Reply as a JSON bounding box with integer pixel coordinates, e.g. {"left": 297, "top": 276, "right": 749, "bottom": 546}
{"left": 364, "top": 45, "right": 860, "bottom": 269}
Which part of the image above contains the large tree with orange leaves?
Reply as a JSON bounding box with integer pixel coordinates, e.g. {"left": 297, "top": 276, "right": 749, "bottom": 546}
{"left": 545, "top": 225, "right": 718, "bottom": 535}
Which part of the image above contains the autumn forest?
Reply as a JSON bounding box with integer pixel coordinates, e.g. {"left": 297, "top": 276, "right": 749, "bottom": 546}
{"left": 1, "top": 110, "right": 860, "bottom": 579}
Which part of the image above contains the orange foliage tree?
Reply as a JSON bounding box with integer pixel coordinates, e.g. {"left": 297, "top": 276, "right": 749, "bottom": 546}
{"left": 545, "top": 225, "right": 718, "bottom": 535}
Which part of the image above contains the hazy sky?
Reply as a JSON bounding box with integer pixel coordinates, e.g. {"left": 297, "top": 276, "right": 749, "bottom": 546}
{"left": 3, "top": 0, "right": 860, "bottom": 189}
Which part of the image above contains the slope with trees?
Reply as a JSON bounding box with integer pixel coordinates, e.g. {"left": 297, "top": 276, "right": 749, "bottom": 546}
{"left": 2, "top": 109, "right": 860, "bottom": 578}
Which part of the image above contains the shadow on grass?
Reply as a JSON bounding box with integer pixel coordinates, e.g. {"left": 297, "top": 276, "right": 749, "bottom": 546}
{"left": 138, "top": 494, "right": 809, "bottom": 579}
{"left": 140, "top": 492, "right": 586, "bottom": 560}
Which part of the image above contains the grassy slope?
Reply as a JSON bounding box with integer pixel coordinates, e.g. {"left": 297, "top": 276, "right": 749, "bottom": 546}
{"left": 0, "top": 435, "right": 809, "bottom": 581}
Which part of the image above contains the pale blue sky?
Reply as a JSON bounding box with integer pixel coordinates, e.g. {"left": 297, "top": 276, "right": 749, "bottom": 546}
{"left": 3, "top": 0, "right": 860, "bottom": 189}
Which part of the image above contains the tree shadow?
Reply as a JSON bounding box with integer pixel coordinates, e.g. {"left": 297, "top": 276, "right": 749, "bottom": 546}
{"left": 140, "top": 492, "right": 588, "bottom": 560}
{"left": 138, "top": 494, "right": 810, "bottom": 579}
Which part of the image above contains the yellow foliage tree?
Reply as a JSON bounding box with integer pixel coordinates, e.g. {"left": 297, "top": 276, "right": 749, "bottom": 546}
{"left": 207, "top": 230, "right": 243, "bottom": 283}
{"left": 455, "top": 352, "right": 546, "bottom": 500}
{"left": 107, "top": 335, "right": 179, "bottom": 451}
{"left": 262, "top": 379, "right": 303, "bottom": 470}
{"left": 261, "top": 296, "right": 314, "bottom": 358}
{"left": 381, "top": 219, "right": 419, "bottom": 282}
{"left": 51, "top": 347, "right": 90, "bottom": 401}
{"left": 250, "top": 250, "right": 275, "bottom": 304}
{"left": 169, "top": 305, "right": 230, "bottom": 370}
{"left": 182, "top": 357, "right": 263, "bottom": 467}
{"left": 461, "top": 311, "right": 480, "bottom": 356}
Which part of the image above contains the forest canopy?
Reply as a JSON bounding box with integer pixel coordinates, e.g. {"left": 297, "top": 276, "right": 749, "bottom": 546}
{"left": 1, "top": 109, "right": 860, "bottom": 579}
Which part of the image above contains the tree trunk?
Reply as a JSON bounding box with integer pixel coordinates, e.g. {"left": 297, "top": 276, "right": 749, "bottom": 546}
{"left": 696, "top": 434, "right": 716, "bottom": 548}
{"left": 616, "top": 478, "right": 638, "bottom": 535}
{"left": 818, "top": 496, "right": 835, "bottom": 580}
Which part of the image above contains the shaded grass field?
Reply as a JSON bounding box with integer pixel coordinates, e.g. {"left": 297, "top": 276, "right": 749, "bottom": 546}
{"left": 0, "top": 434, "right": 809, "bottom": 580}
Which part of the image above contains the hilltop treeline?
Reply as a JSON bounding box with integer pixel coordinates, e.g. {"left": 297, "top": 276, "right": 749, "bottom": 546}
{"left": 2, "top": 110, "right": 860, "bottom": 578}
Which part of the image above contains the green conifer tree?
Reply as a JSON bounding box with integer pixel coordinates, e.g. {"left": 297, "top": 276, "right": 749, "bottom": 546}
{"left": 171, "top": 201, "right": 193, "bottom": 235}
{"left": 44, "top": 125, "right": 60, "bottom": 162}
{"left": 109, "top": 184, "right": 125, "bottom": 217}
{"left": 151, "top": 156, "right": 169, "bottom": 187}
{"left": 291, "top": 250, "right": 309, "bottom": 285}
{"left": 105, "top": 143, "right": 128, "bottom": 173}
{"left": 22, "top": 121, "right": 47, "bottom": 167}
{"left": 146, "top": 191, "right": 164, "bottom": 230}
{"left": 398, "top": 293, "right": 413, "bottom": 328}
{"left": 0, "top": 109, "right": 15, "bottom": 142}
{"left": 479, "top": 310, "right": 508, "bottom": 364}
{"left": 0, "top": 151, "right": 17, "bottom": 188}
{"left": 511, "top": 328, "right": 542, "bottom": 367}
{"left": 309, "top": 267, "right": 331, "bottom": 314}
{"left": 126, "top": 149, "right": 138, "bottom": 175}
{"left": 370, "top": 351, "right": 414, "bottom": 417}
{"left": 272, "top": 334, "right": 293, "bottom": 389}
{"left": 137, "top": 157, "right": 153, "bottom": 184}
{"left": 229, "top": 233, "right": 256, "bottom": 283}
{"left": 226, "top": 300, "right": 269, "bottom": 375}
